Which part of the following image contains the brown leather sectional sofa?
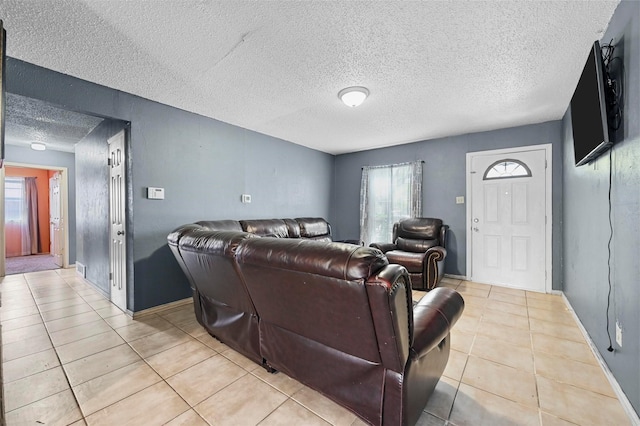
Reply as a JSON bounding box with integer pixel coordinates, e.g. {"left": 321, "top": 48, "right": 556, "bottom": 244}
{"left": 168, "top": 218, "right": 464, "bottom": 426}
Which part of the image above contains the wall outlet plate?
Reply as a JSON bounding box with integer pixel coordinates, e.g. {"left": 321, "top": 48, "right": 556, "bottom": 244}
{"left": 456, "top": 196, "right": 465, "bottom": 204}
{"left": 241, "top": 194, "right": 252, "bottom": 203}
{"left": 616, "top": 321, "right": 622, "bottom": 347}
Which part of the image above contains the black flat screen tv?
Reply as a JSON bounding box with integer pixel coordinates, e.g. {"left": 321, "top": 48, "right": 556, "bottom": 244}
{"left": 570, "top": 40, "right": 612, "bottom": 166}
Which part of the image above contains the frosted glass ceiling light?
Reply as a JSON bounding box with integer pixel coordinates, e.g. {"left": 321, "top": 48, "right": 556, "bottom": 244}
{"left": 338, "top": 86, "right": 369, "bottom": 107}
{"left": 31, "top": 142, "right": 46, "bottom": 151}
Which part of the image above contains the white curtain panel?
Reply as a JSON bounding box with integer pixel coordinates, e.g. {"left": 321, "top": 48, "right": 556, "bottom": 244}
{"left": 359, "top": 161, "right": 422, "bottom": 246}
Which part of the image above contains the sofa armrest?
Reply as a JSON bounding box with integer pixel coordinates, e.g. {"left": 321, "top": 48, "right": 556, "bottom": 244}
{"left": 369, "top": 242, "right": 397, "bottom": 253}
{"left": 425, "top": 246, "right": 447, "bottom": 262}
{"left": 411, "top": 287, "right": 464, "bottom": 358}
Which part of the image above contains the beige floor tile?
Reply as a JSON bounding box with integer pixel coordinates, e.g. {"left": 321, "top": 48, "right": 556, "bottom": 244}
{"left": 146, "top": 339, "right": 216, "bottom": 378}
{"left": 2, "top": 348, "right": 60, "bottom": 383}
{"left": 459, "top": 302, "right": 485, "bottom": 319}
{"left": 196, "top": 332, "right": 228, "bottom": 352}
{"left": 73, "top": 360, "right": 162, "bottom": 416}
{"left": 2, "top": 322, "right": 48, "bottom": 344}
{"left": 452, "top": 314, "right": 480, "bottom": 334}
{"left": 424, "top": 376, "right": 458, "bottom": 420}
{"left": 63, "top": 343, "right": 141, "bottom": 386}
{"left": 34, "top": 291, "right": 81, "bottom": 305}
{"left": 526, "top": 297, "right": 567, "bottom": 311}
{"left": 128, "top": 326, "right": 192, "bottom": 358}
{"left": 45, "top": 311, "right": 103, "bottom": 333}
{"left": 55, "top": 330, "right": 126, "bottom": 364}
{"left": 532, "top": 333, "right": 597, "bottom": 365}
{"left": 113, "top": 315, "right": 173, "bottom": 342}
{"left": 94, "top": 304, "right": 125, "bottom": 319}
{"left": 49, "top": 319, "right": 112, "bottom": 346}
{"left": 2, "top": 333, "right": 53, "bottom": 362}
{"left": 540, "top": 411, "right": 579, "bottom": 425}
{"left": 167, "top": 354, "right": 247, "bottom": 406}
{"left": 476, "top": 322, "right": 532, "bottom": 349}
{"left": 528, "top": 305, "right": 576, "bottom": 326}
{"left": 449, "top": 383, "right": 540, "bottom": 426}
{"left": 37, "top": 298, "right": 87, "bottom": 313}
{"left": 103, "top": 312, "right": 135, "bottom": 329}
{"left": 481, "top": 309, "right": 530, "bottom": 331}
{"left": 470, "top": 334, "right": 534, "bottom": 372}
{"left": 529, "top": 317, "right": 585, "bottom": 342}
{"left": 485, "top": 299, "right": 528, "bottom": 317}
{"left": 160, "top": 306, "right": 196, "bottom": 325}
{"left": 537, "top": 375, "right": 629, "bottom": 425}
{"left": 252, "top": 367, "right": 306, "bottom": 396}
{"left": 0, "top": 306, "right": 40, "bottom": 322}
{"left": 40, "top": 303, "right": 94, "bottom": 322}
{"left": 85, "top": 381, "right": 189, "bottom": 426}
{"left": 526, "top": 291, "right": 563, "bottom": 301}
{"left": 460, "top": 281, "right": 492, "bottom": 291}
{"left": 87, "top": 299, "right": 112, "bottom": 310}
{"left": 195, "top": 374, "right": 288, "bottom": 425}
{"left": 80, "top": 293, "right": 106, "bottom": 302}
{"left": 4, "top": 389, "right": 83, "bottom": 426}
{"left": 174, "top": 318, "right": 209, "bottom": 338}
{"left": 220, "top": 346, "right": 261, "bottom": 371}
{"left": 489, "top": 285, "right": 526, "bottom": 296}
{"left": 443, "top": 349, "right": 468, "bottom": 382}
{"left": 535, "top": 352, "right": 616, "bottom": 398}
{"left": 487, "top": 290, "right": 527, "bottom": 306}
{"left": 292, "top": 386, "right": 357, "bottom": 425}
{"left": 461, "top": 356, "right": 538, "bottom": 408}
{"left": 260, "top": 399, "right": 331, "bottom": 425}
{"left": 4, "top": 366, "right": 69, "bottom": 412}
{"left": 450, "top": 329, "right": 475, "bottom": 353}
{"left": 440, "top": 277, "right": 462, "bottom": 286}
{"left": 415, "top": 412, "right": 448, "bottom": 425}
{"left": 164, "top": 409, "right": 209, "bottom": 426}
{"left": 456, "top": 284, "right": 490, "bottom": 299}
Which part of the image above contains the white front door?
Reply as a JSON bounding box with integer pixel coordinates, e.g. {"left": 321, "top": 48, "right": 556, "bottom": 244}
{"left": 108, "top": 130, "right": 127, "bottom": 311}
{"left": 49, "top": 172, "right": 63, "bottom": 267}
{"left": 467, "top": 145, "right": 550, "bottom": 292}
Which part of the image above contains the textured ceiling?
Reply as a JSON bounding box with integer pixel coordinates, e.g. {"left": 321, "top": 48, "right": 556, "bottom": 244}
{"left": 5, "top": 93, "right": 104, "bottom": 153}
{"left": 0, "top": 0, "right": 621, "bottom": 154}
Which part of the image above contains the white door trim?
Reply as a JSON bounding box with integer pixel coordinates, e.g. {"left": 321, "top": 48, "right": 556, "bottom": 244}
{"left": 0, "top": 162, "right": 70, "bottom": 276}
{"left": 466, "top": 143, "right": 552, "bottom": 293}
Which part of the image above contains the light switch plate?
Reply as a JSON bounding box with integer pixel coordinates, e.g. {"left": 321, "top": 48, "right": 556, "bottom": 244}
{"left": 241, "top": 194, "right": 252, "bottom": 203}
{"left": 147, "top": 187, "right": 165, "bottom": 200}
{"left": 456, "top": 196, "right": 465, "bottom": 204}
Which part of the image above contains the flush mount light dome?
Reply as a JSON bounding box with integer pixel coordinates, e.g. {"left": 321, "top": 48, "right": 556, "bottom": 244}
{"left": 31, "top": 142, "right": 46, "bottom": 151}
{"left": 338, "top": 86, "right": 369, "bottom": 107}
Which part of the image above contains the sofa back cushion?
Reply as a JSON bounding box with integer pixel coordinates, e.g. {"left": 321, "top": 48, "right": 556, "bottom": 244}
{"left": 240, "top": 219, "right": 290, "bottom": 238}
{"left": 195, "top": 220, "right": 243, "bottom": 232}
{"left": 296, "top": 217, "right": 331, "bottom": 240}
{"left": 396, "top": 218, "right": 443, "bottom": 242}
{"left": 236, "top": 238, "right": 387, "bottom": 362}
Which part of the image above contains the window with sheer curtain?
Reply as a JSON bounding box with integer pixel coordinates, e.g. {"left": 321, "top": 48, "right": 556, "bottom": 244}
{"left": 4, "top": 176, "right": 40, "bottom": 257}
{"left": 359, "top": 161, "right": 422, "bottom": 246}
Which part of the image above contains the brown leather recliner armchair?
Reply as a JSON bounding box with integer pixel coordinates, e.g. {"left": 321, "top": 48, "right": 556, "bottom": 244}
{"left": 370, "top": 218, "right": 448, "bottom": 291}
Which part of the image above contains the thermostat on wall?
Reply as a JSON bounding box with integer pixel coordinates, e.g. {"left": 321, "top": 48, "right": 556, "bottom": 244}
{"left": 147, "top": 187, "right": 165, "bottom": 200}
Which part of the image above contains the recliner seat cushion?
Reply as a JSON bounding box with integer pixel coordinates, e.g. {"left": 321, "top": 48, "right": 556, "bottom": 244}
{"left": 385, "top": 250, "right": 424, "bottom": 273}
{"left": 396, "top": 237, "right": 439, "bottom": 252}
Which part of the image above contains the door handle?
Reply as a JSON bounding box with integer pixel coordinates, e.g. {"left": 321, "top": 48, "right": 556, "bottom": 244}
{"left": 117, "top": 231, "right": 125, "bottom": 236}
{"left": 473, "top": 227, "right": 479, "bottom": 232}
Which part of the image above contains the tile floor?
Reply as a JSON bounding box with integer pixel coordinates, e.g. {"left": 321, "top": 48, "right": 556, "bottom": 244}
{"left": 0, "top": 270, "right": 633, "bottom": 425}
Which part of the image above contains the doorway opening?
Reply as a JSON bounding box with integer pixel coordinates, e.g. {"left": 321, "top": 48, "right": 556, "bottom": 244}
{"left": 1, "top": 163, "right": 69, "bottom": 276}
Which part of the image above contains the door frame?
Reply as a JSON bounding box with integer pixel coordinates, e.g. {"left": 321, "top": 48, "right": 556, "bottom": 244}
{"left": 465, "top": 144, "right": 552, "bottom": 293}
{"left": 0, "top": 162, "right": 70, "bottom": 276}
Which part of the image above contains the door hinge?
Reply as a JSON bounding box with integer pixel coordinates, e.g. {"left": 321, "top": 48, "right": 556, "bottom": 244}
{"left": 109, "top": 272, "right": 113, "bottom": 281}
{"left": 545, "top": 159, "right": 548, "bottom": 169}
{"left": 107, "top": 158, "right": 112, "bottom": 166}
{"left": 470, "top": 171, "right": 477, "bottom": 174}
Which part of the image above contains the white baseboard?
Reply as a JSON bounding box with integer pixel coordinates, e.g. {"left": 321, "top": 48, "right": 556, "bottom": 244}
{"left": 131, "top": 297, "right": 192, "bottom": 319}
{"left": 561, "top": 293, "right": 640, "bottom": 425}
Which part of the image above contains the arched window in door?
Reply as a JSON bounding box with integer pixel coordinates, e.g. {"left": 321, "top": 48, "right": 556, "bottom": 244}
{"left": 483, "top": 159, "right": 532, "bottom": 180}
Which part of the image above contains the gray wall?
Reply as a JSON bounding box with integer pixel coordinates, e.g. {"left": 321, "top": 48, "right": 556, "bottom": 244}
{"left": 4, "top": 144, "right": 76, "bottom": 263}
{"left": 6, "top": 58, "right": 334, "bottom": 311}
{"left": 332, "top": 121, "right": 563, "bottom": 288}
{"left": 75, "top": 119, "right": 128, "bottom": 295}
{"left": 562, "top": 0, "right": 639, "bottom": 414}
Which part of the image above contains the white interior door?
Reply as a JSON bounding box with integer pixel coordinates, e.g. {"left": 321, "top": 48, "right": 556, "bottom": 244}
{"left": 109, "top": 130, "right": 127, "bottom": 311}
{"left": 468, "top": 146, "right": 550, "bottom": 292}
{"left": 49, "top": 172, "right": 63, "bottom": 266}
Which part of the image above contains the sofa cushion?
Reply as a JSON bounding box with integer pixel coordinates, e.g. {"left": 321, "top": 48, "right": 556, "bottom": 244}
{"left": 396, "top": 237, "right": 439, "bottom": 253}
{"left": 296, "top": 217, "right": 331, "bottom": 239}
{"left": 240, "top": 219, "right": 290, "bottom": 238}
{"left": 396, "top": 218, "right": 442, "bottom": 240}
{"left": 195, "top": 220, "right": 243, "bottom": 232}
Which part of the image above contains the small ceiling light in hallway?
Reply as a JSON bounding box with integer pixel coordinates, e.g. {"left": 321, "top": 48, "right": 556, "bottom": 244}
{"left": 338, "top": 86, "right": 369, "bottom": 107}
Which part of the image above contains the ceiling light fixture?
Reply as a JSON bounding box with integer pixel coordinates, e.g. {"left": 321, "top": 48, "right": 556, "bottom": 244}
{"left": 338, "top": 86, "right": 369, "bottom": 107}
{"left": 31, "top": 142, "right": 46, "bottom": 151}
